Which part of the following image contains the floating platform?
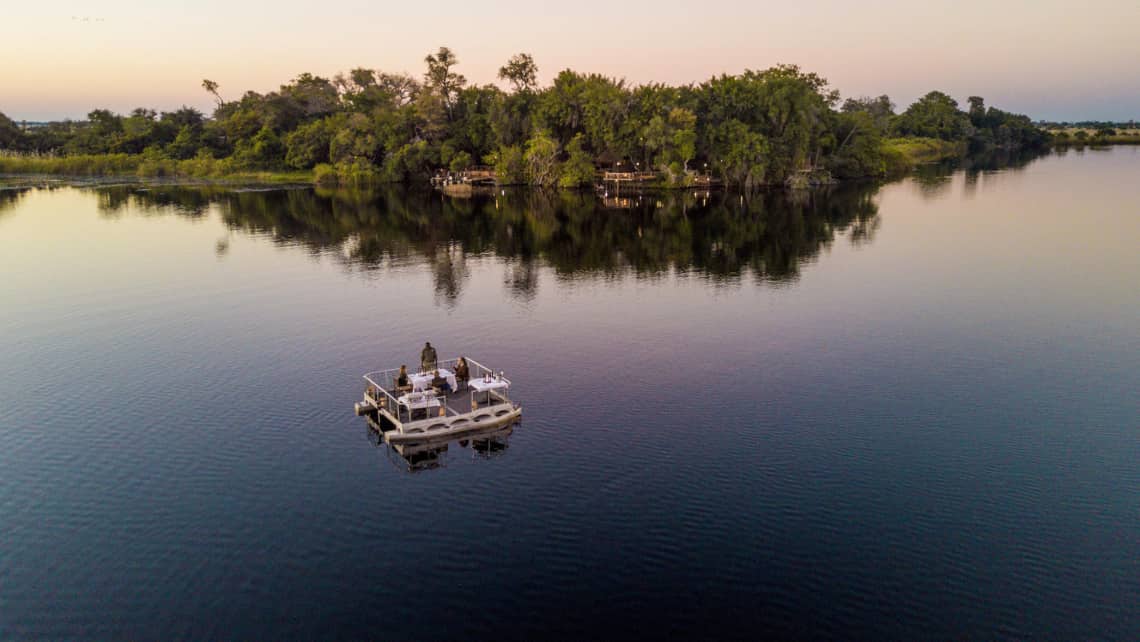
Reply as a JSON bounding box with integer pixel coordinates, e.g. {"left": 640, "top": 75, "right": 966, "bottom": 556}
{"left": 355, "top": 358, "right": 521, "bottom": 444}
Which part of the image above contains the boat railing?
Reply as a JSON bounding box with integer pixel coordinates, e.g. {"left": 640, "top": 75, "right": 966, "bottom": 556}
{"left": 362, "top": 369, "right": 401, "bottom": 409}
{"left": 363, "top": 358, "right": 511, "bottom": 398}
{"left": 463, "top": 358, "right": 511, "bottom": 387}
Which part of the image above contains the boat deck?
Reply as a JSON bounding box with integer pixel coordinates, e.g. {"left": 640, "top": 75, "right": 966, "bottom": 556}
{"left": 358, "top": 358, "right": 520, "bottom": 443}
{"left": 364, "top": 381, "right": 512, "bottom": 423}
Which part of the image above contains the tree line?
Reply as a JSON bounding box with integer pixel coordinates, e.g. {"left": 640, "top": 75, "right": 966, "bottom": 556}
{"left": 0, "top": 49, "right": 1049, "bottom": 188}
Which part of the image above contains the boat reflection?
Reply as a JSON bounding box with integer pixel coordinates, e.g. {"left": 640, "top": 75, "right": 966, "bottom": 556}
{"left": 363, "top": 412, "right": 516, "bottom": 473}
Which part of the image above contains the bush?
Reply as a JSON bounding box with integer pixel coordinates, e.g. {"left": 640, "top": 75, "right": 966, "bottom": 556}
{"left": 313, "top": 163, "right": 338, "bottom": 186}
{"left": 880, "top": 145, "right": 911, "bottom": 176}
{"left": 558, "top": 134, "right": 595, "bottom": 188}
{"left": 449, "top": 151, "right": 473, "bottom": 173}
{"left": 492, "top": 145, "right": 526, "bottom": 185}
{"left": 334, "top": 159, "right": 378, "bottom": 186}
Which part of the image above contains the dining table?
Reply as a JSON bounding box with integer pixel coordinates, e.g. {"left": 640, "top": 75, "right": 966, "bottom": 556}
{"left": 409, "top": 368, "right": 458, "bottom": 392}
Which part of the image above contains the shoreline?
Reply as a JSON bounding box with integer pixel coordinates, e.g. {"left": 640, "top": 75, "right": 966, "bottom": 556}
{"left": 0, "top": 137, "right": 1042, "bottom": 190}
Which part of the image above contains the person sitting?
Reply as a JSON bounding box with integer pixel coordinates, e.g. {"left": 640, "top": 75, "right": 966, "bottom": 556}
{"left": 454, "top": 357, "right": 470, "bottom": 388}
{"left": 431, "top": 369, "right": 451, "bottom": 393}
{"left": 420, "top": 341, "right": 438, "bottom": 373}
{"left": 395, "top": 365, "right": 412, "bottom": 393}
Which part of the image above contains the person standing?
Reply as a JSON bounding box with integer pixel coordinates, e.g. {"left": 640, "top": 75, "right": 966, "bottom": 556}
{"left": 420, "top": 341, "right": 438, "bottom": 373}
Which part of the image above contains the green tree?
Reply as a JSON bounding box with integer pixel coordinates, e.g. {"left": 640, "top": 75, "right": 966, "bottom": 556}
{"left": 670, "top": 108, "right": 698, "bottom": 170}
{"left": 524, "top": 130, "right": 560, "bottom": 186}
{"left": 714, "top": 119, "right": 768, "bottom": 189}
{"left": 0, "top": 111, "right": 26, "bottom": 150}
{"left": 424, "top": 47, "right": 466, "bottom": 120}
{"left": 968, "top": 96, "right": 986, "bottom": 120}
{"left": 841, "top": 95, "right": 894, "bottom": 133}
{"left": 826, "top": 110, "right": 886, "bottom": 178}
{"left": 490, "top": 90, "right": 536, "bottom": 148}
{"left": 696, "top": 65, "right": 837, "bottom": 182}
{"left": 284, "top": 117, "right": 335, "bottom": 168}
{"left": 202, "top": 79, "right": 222, "bottom": 107}
{"left": 498, "top": 53, "right": 539, "bottom": 93}
{"left": 329, "top": 113, "right": 380, "bottom": 164}
{"left": 0, "top": 112, "right": 25, "bottom": 150}
{"left": 449, "top": 150, "right": 473, "bottom": 173}
{"left": 489, "top": 145, "right": 526, "bottom": 185}
{"left": 234, "top": 124, "right": 283, "bottom": 168}
{"left": 166, "top": 126, "right": 201, "bottom": 160}
{"left": 559, "top": 134, "right": 595, "bottom": 187}
{"left": 893, "top": 91, "right": 973, "bottom": 141}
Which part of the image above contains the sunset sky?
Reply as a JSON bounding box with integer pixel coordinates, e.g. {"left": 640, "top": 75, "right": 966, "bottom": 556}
{"left": 4, "top": 0, "right": 1138, "bottom": 121}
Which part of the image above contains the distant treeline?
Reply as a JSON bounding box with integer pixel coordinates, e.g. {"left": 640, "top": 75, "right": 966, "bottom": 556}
{"left": 1038, "top": 121, "right": 1140, "bottom": 146}
{"left": 1039, "top": 120, "right": 1137, "bottom": 129}
{"left": 0, "top": 49, "right": 1049, "bottom": 187}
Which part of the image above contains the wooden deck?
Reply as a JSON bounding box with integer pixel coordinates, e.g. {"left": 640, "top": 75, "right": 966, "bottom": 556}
{"left": 602, "top": 171, "right": 658, "bottom": 183}
{"left": 460, "top": 166, "right": 497, "bottom": 184}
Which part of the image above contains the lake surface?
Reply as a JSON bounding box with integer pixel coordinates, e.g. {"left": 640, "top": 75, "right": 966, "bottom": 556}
{"left": 1, "top": 147, "right": 1138, "bottom": 640}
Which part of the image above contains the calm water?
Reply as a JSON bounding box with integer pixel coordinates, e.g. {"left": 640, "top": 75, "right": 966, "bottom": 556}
{"left": 1, "top": 148, "right": 1138, "bottom": 639}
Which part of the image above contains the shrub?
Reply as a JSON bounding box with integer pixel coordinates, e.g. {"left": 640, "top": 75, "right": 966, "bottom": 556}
{"left": 492, "top": 145, "right": 526, "bottom": 185}
{"left": 313, "top": 163, "right": 338, "bottom": 186}
{"left": 558, "top": 134, "right": 595, "bottom": 188}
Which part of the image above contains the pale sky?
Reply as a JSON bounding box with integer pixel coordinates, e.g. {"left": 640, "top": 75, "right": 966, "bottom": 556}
{"left": 3, "top": 0, "right": 1138, "bottom": 121}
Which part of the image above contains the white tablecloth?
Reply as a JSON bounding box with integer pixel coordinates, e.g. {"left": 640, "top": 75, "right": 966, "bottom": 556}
{"left": 409, "top": 369, "right": 458, "bottom": 392}
{"left": 468, "top": 378, "right": 509, "bottom": 392}
{"left": 397, "top": 392, "right": 441, "bottom": 410}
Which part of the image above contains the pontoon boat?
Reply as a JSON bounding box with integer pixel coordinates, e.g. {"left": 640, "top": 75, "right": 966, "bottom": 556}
{"left": 354, "top": 358, "right": 521, "bottom": 443}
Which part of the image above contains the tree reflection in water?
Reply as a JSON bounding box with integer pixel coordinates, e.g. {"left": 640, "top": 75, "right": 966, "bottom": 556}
{"left": 88, "top": 183, "right": 886, "bottom": 303}
{"left": 0, "top": 187, "right": 31, "bottom": 217}
{"left": 913, "top": 146, "right": 1049, "bottom": 201}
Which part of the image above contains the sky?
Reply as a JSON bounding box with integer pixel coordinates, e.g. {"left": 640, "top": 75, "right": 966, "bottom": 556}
{"left": 3, "top": 0, "right": 1138, "bottom": 121}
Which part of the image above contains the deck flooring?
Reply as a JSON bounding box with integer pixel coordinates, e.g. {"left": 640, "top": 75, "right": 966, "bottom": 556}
{"left": 372, "top": 382, "right": 510, "bottom": 424}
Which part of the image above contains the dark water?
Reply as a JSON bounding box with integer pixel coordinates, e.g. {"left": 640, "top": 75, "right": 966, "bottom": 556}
{"left": 1, "top": 147, "right": 1138, "bottom": 640}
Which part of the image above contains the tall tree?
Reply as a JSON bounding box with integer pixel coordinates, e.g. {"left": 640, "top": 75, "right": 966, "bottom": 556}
{"left": 498, "top": 53, "right": 539, "bottom": 93}
{"left": 967, "top": 96, "right": 986, "bottom": 120}
{"left": 201, "top": 79, "right": 222, "bottom": 106}
{"left": 423, "top": 47, "right": 466, "bottom": 120}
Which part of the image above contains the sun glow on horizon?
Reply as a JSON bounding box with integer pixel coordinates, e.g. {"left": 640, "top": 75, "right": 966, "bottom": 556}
{"left": 3, "top": 0, "right": 1139, "bottom": 121}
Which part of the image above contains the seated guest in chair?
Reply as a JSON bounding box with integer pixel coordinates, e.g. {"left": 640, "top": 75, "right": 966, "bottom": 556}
{"left": 455, "top": 357, "right": 470, "bottom": 388}
{"left": 395, "top": 365, "right": 412, "bottom": 393}
{"left": 432, "top": 369, "right": 451, "bottom": 393}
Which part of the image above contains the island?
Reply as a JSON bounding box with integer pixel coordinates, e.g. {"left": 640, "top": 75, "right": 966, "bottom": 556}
{"left": 1, "top": 48, "right": 1052, "bottom": 189}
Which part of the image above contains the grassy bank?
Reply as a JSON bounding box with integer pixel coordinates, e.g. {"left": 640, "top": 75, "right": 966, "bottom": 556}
{"left": 0, "top": 137, "right": 987, "bottom": 189}
{"left": 0, "top": 153, "right": 312, "bottom": 184}
{"left": 880, "top": 137, "right": 965, "bottom": 175}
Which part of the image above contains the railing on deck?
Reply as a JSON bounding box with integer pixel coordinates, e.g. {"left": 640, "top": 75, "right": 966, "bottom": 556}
{"left": 363, "top": 357, "right": 512, "bottom": 424}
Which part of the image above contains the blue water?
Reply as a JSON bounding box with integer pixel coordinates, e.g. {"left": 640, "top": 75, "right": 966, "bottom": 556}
{"left": 1, "top": 148, "right": 1138, "bottom": 639}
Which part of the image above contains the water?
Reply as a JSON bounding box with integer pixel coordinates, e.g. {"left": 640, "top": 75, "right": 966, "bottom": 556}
{"left": 1, "top": 147, "right": 1138, "bottom": 639}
